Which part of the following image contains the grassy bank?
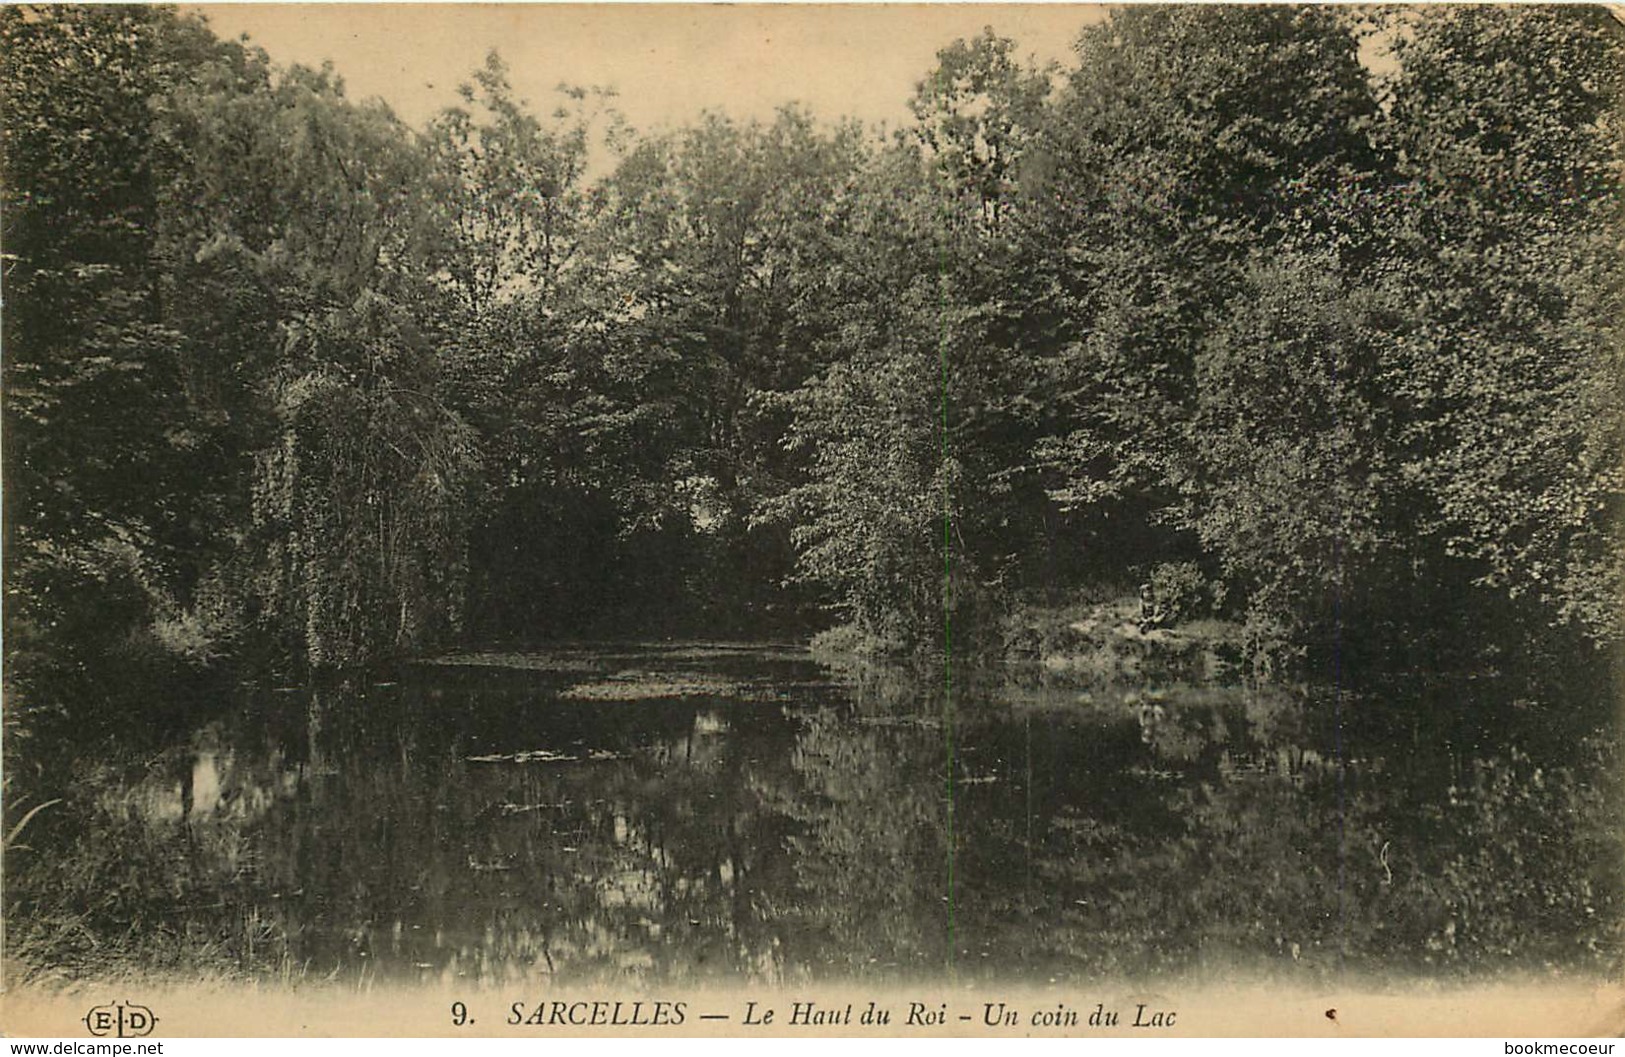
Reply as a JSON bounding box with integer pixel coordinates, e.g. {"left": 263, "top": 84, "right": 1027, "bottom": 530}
{"left": 1002, "top": 593, "right": 1248, "bottom": 688}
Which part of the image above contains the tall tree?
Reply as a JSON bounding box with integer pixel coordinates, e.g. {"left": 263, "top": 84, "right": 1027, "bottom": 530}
{"left": 502, "top": 107, "right": 870, "bottom": 632}
{"left": 1378, "top": 5, "right": 1624, "bottom": 652}
{"left": 1021, "top": 6, "right": 1385, "bottom": 565}
{"left": 909, "top": 28, "right": 1053, "bottom": 235}
{"left": 157, "top": 60, "right": 480, "bottom": 666}
{"left": 2, "top": 6, "right": 258, "bottom": 709}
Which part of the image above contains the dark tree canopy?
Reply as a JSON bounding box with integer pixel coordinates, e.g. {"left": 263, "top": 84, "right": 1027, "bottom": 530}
{"left": 3, "top": 4, "right": 1619, "bottom": 717}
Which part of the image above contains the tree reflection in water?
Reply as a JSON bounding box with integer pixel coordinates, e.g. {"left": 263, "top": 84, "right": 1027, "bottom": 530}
{"left": 8, "top": 645, "right": 1619, "bottom": 986}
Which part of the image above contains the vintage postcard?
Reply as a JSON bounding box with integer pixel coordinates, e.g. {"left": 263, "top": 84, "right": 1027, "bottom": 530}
{"left": 2, "top": 2, "right": 1621, "bottom": 1040}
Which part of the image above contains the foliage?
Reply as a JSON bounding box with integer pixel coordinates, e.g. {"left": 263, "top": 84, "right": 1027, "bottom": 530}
{"left": 1375, "top": 5, "right": 1625, "bottom": 649}
{"left": 3, "top": 6, "right": 483, "bottom": 687}
{"left": 1023, "top": 6, "right": 1384, "bottom": 535}
{"left": 909, "top": 28, "right": 1053, "bottom": 233}
{"left": 1185, "top": 251, "right": 1406, "bottom": 643}
{"left": 4, "top": 5, "right": 1619, "bottom": 998}
{"left": 1141, "top": 562, "right": 1216, "bottom": 629}
{"left": 3, "top": 4, "right": 1619, "bottom": 696}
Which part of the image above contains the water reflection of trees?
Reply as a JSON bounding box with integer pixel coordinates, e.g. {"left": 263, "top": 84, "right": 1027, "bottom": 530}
{"left": 9, "top": 655, "right": 1617, "bottom": 986}
{"left": 241, "top": 684, "right": 820, "bottom": 984}
{"left": 770, "top": 706, "right": 953, "bottom": 978}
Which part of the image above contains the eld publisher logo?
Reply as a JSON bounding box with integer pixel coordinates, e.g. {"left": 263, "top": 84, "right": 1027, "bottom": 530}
{"left": 82, "top": 1002, "right": 158, "bottom": 1038}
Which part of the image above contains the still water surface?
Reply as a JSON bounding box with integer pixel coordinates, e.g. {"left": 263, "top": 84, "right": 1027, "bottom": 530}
{"left": 76, "top": 643, "right": 1618, "bottom": 985}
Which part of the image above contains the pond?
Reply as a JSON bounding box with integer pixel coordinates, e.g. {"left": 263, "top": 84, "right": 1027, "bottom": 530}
{"left": 6, "top": 642, "right": 1618, "bottom": 988}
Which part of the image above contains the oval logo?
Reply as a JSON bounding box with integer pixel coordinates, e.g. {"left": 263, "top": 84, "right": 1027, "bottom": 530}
{"left": 83, "top": 1002, "right": 159, "bottom": 1037}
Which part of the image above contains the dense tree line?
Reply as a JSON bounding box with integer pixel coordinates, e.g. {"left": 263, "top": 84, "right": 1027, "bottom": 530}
{"left": 4, "top": 5, "right": 1620, "bottom": 725}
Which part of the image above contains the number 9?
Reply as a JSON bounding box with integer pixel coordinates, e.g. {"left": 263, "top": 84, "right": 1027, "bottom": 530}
{"left": 451, "top": 1001, "right": 469, "bottom": 1026}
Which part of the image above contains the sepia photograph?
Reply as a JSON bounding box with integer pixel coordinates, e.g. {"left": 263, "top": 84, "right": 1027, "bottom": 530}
{"left": 2, "top": 1, "right": 1622, "bottom": 1039}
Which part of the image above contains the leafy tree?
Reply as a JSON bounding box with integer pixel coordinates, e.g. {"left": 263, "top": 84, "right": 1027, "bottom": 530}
{"left": 1186, "top": 251, "right": 1410, "bottom": 657}
{"left": 423, "top": 52, "right": 609, "bottom": 313}
{"left": 4, "top": 6, "right": 491, "bottom": 677}
{"left": 909, "top": 28, "right": 1053, "bottom": 234}
{"left": 245, "top": 290, "right": 481, "bottom": 666}
{"left": 1021, "top": 5, "right": 1385, "bottom": 563}
{"left": 908, "top": 30, "right": 1069, "bottom": 615}
{"left": 157, "top": 59, "right": 481, "bottom": 667}
{"left": 1378, "top": 5, "right": 1624, "bottom": 651}
{"left": 771, "top": 142, "right": 971, "bottom": 650}
{"left": 1, "top": 5, "right": 260, "bottom": 716}
{"left": 512, "top": 107, "right": 869, "bottom": 631}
